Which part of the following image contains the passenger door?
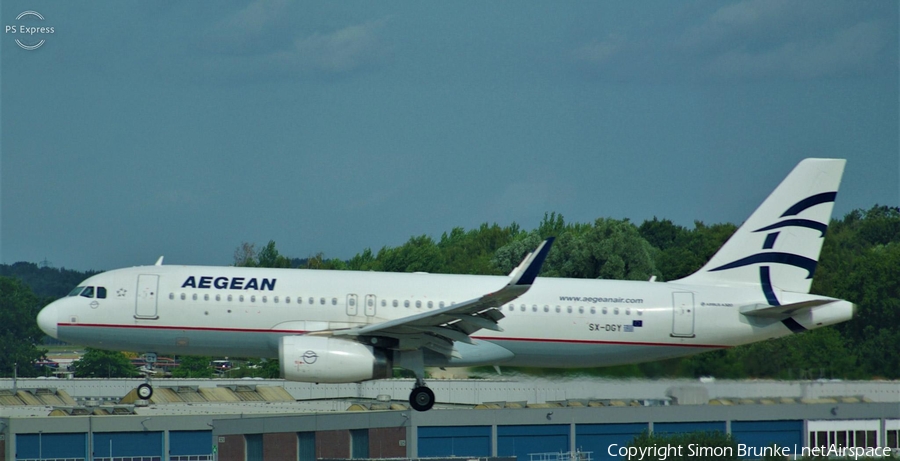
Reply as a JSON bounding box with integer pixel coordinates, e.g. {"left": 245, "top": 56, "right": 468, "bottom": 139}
{"left": 135, "top": 274, "right": 159, "bottom": 319}
{"left": 671, "top": 292, "right": 695, "bottom": 337}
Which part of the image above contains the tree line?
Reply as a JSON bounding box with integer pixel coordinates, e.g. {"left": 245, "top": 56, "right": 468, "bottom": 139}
{"left": 1, "top": 205, "right": 897, "bottom": 379}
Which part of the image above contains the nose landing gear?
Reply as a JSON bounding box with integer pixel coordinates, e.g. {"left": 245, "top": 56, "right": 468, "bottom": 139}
{"left": 136, "top": 382, "right": 154, "bottom": 400}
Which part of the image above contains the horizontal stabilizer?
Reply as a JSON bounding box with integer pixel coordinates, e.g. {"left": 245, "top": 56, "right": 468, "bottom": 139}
{"left": 739, "top": 299, "right": 834, "bottom": 318}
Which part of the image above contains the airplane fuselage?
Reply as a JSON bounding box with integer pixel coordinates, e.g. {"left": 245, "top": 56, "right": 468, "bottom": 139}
{"left": 39, "top": 264, "right": 853, "bottom": 368}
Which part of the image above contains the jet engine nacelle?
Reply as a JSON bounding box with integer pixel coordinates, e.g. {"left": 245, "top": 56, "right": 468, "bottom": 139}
{"left": 279, "top": 336, "right": 392, "bottom": 383}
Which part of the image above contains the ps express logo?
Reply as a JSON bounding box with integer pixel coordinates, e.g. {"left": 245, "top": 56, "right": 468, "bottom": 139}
{"left": 5, "top": 11, "right": 55, "bottom": 50}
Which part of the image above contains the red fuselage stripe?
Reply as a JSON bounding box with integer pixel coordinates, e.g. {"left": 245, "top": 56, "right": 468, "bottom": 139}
{"left": 58, "top": 323, "right": 725, "bottom": 348}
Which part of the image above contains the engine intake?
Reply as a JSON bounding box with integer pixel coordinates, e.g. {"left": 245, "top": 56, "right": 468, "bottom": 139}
{"left": 279, "top": 336, "right": 392, "bottom": 383}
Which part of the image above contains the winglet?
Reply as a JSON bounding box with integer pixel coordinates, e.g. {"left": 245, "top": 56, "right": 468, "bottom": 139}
{"left": 155, "top": 256, "right": 164, "bottom": 266}
{"left": 509, "top": 237, "right": 554, "bottom": 286}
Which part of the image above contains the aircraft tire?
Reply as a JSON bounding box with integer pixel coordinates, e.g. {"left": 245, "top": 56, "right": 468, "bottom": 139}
{"left": 137, "top": 383, "right": 154, "bottom": 400}
{"left": 409, "top": 386, "right": 435, "bottom": 412}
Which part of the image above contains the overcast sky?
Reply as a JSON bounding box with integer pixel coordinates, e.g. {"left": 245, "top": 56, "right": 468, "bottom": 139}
{"left": 2, "top": 1, "right": 897, "bottom": 271}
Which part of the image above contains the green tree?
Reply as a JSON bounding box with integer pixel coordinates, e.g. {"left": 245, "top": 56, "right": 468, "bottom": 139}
{"left": 0, "top": 276, "right": 47, "bottom": 377}
{"left": 233, "top": 242, "right": 257, "bottom": 267}
{"left": 378, "top": 235, "right": 445, "bottom": 273}
{"left": 72, "top": 348, "right": 138, "bottom": 378}
{"left": 171, "top": 355, "right": 215, "bottom": 378}
{"left": 257, "top": 241, "right": 292, "bottom": 268}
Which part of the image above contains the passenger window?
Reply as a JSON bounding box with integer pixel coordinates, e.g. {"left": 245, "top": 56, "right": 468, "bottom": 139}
{"left": 508, "top": 305, "right": 513, "bottom": 312}
{"left": 590, "top": 307, "right": 596, "bottom": 315}
{"left": 579, "top": 307, "right": 584, "bottom": 314}
{"left": 427, "top": 301, "right": 433, "bottom": 309}
{"left": 393, "top": 300, "right": 398, "bottom": 307}
{"left": 614, "top": 308, "right": 619, "bottom": 315}
{"left": 204, "top": 294, "right": 209, "bottom": 301}
{"left": 439, "top": 301, "right": 445, "bottom": 308}
{"left": 602, "top": 307, "right": 608, "bottom": 315}
{"left": 567, "top": 306, "right": 572, "bottom": 314}
{"left": 381, "top": 300, "right": 386, "bottom": 307}
{"left": 520, "top": 305, "right": 525, "bottom": 312}
{"left": 80, "top": 287, "right": 95, "bottom": 298}
{"left": 251, "top": 295, "right": 256, "bottom": 303}
{"left": 416, "top": 300, "right": 421, "bottom": 308}
{"left": 180, "top": 293, "right": 186, "bottom": 301}
{"left": 331, "top": 298, "right": 337, "bottom": 306}
{"left": 169, "top": 293, "right": 174, "bottom": 300}
{"left": 216, "top": 294, "right": 221, "bottom": 302}
{"left": 404, "top": 300, "right": 410, "bottom": 308}
{"left": 227, "top": 295, "right": 233, "bottom": 302}
{"left": 286, "top": 297, "right": 291, "bottom": 304}
{"left": 97, "top": 287, "right": 107, "bottom": 299}
{"left": 626, "top": 308, "right": 631, "bottom": 315}
{"left": 274, "top": 296, "right": 278, "bottom": 303}
{"left": 349, "top": 298, "right": 356, "bottom": 307}
{"left": 544, "top": 305, "right": 549, "bottom": 313}
{"left": 555, "top": 306, "right": 561, "bottom": 313}
{"left": 320, "top": 298, "right": 325, "bottom": 305}
{"left": 262, "top": 296, "right": 267, "bottom": 303}
{"left": 192, "top": 294, "right": 198, "bottom": 301}
{"left": 239, "top": 295, "right": 245, "bottom": 302}
{"left": 309, "top": 297, "right": 314, "bottom": 305}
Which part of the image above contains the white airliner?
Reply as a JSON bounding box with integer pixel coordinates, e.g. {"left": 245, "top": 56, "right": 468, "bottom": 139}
{"left": 38, "top": 158, "right": 854, "bottom": 411}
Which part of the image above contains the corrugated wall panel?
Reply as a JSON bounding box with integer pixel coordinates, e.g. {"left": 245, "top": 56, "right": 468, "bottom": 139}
{"left": 92, "top": 432, "right": 162, "bottom": 459}
{"left": 246, "top": 434, "right": 263, "bottom": 461}
{"left": 731, "top": 420, "right": 802, "bottom": 456}
{"left": 419, "top": 426, "right": 491, "bottom": 458}
{"left": 170, "top": 430, "right": 212, "bottom": 456}
{"left": 576, "top": 423, "right": 648, "bottom": 460}
{"left": 298, "top": 432, "right": 316, "bottom": 461}
{"left": 16, "top": 433, "right": 86, "bottom": 460}
{"left": 498, "top": 425, "right": 569, "bottom": 459}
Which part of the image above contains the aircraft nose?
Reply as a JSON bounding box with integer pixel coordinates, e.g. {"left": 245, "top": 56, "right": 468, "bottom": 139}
{"left": 37, "top": 303, "right": 59, "bottom": 339}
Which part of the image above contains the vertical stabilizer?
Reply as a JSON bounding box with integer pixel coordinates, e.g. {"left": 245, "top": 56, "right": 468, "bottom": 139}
{"left": 674, "top": 158, "right": 845, "bottom": 295}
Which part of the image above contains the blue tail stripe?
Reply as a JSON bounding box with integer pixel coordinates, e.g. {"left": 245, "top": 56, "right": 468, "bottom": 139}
{"left": 754, "top": 219, "right": 828, "bottom": 237}
{"left": 760, "top": 266, "right": 780, "bottom": 306}
{"left": 710, "top": 252, "right": 817, "bottom": 279}
{"left": 781, "top": 318, "right": 808, "bottom": 333}
{"left": 763, "top": 232, "right": 779, "bottom": 250}
{"left": 780, "top": 192, "right": 837, "bottom": 217}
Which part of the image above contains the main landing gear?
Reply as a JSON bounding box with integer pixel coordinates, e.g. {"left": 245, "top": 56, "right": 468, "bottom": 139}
{"left": 409, "top": 379, "right": 435, "bottom": 412}
{"left": 398, "top": 349, "right": 435, "bottom": 411}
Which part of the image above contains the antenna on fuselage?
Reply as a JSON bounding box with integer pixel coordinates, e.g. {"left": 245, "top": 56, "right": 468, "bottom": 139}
{"left": 154, "top": 256, "right": 164, "bottom": 266}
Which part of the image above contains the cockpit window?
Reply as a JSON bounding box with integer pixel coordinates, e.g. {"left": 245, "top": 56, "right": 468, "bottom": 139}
{"left": 69, "top": 286, "right": 107, "bottom": 298}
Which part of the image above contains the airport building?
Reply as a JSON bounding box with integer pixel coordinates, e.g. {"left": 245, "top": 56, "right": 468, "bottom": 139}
{"left": 1, "top": 377, "right": 898, "bottom": 461}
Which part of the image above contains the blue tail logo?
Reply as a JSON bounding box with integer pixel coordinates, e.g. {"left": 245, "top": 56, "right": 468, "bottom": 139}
{"left": 707, "top": 192, "right": 837, "bottom": 331}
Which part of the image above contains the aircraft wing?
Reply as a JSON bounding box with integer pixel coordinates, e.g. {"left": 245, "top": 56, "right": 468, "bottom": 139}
{"left": 331, "top": 238, "right": 554, "bottom": 357}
